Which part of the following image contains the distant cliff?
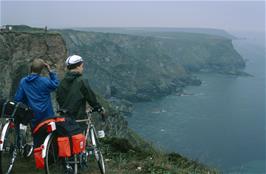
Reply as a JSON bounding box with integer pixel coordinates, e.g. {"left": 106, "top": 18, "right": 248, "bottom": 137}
{"left": 72, "top": 27, "right": 237, "bottom": 39}
{"left": 56, "top": 29, "right": 245, "bottom": 102}
{"left": 152, "top": 32, "right": 245, "bottom": 73}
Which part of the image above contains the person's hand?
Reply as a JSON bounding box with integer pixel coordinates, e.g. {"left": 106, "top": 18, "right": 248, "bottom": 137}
{"left": 86, "top": 107, "right": 93, "bottom": 113}
{"left": 43, "top": 62, "right": 51, "bottom": 72}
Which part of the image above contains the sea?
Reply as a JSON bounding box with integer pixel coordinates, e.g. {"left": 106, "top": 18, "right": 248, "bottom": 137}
{"left": 127, "top": 31, "right": 265, "bottom": 173}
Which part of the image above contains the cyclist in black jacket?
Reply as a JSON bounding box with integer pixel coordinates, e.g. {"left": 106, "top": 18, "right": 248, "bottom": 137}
{"left": 56, "top": 55, "right": 105, "bottom": 120}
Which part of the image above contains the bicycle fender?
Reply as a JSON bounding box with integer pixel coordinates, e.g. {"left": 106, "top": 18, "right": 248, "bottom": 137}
{"left": 0, "top": 121, "right": 10, "bottom": 151}
{"left": 42, "top": 133, "right": 53, "bottom": 158}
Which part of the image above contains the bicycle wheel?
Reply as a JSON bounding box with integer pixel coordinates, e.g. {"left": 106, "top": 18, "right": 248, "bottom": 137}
{"left": 89, "top": 127, "right": 106, "bottom": 174}
{"left": 45, "top": 134, "right": 78, "bottom": 174}
{"left": 0, "top": 122, "right": 17, "bottom": 174}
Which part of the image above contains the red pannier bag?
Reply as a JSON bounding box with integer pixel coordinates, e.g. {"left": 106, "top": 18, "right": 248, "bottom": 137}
{"left": 72, "top": 133, "right": 86, "bottom": 154}
{"left": 57, "top": 136, "right": 71, "bottom": 157}
{"left": 57, "top": 134, "right": 86, "bottom": 157}
{"left": 33, "top": 146, "right": 44, "bottom": 169}
{"left": 56, "top": 117, "right": 86, "bottom": 156}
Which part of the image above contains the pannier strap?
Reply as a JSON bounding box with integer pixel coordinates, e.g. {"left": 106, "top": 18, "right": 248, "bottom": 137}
{"left": 33, "top": 117, "right": 65, "bottom": 134}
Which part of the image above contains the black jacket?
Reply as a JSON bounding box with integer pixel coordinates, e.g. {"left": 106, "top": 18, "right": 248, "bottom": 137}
{"left": 56, "top": 71, "right": 102, "bottom": 119}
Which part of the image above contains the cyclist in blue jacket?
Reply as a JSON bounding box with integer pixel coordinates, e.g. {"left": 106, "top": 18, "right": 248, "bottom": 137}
{"left": 14, "top": 58, "right": 59, "bottom": 127}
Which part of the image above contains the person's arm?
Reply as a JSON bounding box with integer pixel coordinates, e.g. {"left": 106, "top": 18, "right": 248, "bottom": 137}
{"left": 44, "top": 62, "right": 59, "bottom": 91}
{"left": 81, "top": 79, "right": 107, "bottom": 121}
{"left": 47, "top": 71, "right": 59, "bottom": 91}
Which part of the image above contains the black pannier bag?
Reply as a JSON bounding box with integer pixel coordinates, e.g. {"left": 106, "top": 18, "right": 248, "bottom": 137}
{"left": 0, "top": 99, "right": 34, "bottom": 125}
{"left": 56, "top": 117, "right": 82, "bottom": 136}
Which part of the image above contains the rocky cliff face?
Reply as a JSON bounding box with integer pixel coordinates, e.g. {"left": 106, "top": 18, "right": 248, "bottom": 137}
{"left": 57, "top": 29, "right": 244, "bottom": 102}
{"left": 0, "top": 31, "right": 67, "bottom": 98}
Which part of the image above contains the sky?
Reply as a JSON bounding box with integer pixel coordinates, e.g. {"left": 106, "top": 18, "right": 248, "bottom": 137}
{"left": 0, "top": 1, "right": 265, "bottom": 32}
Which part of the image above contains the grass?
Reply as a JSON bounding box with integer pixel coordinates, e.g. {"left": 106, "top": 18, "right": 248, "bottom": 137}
{"left": 4, "top": 137, "right": 219, "bottom": 174}
{"left": 4, "top": 151, "right": 106, "bottom": 174}
{"left": 99, "top": 137, "right": 219, "bottom": 174}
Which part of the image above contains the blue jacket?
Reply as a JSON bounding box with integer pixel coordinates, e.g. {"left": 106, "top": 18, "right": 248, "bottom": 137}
{"left": 14, "top": 72, "right": 59, "bottom": 127}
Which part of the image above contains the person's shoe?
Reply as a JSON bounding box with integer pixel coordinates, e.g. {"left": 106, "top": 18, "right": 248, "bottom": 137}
{"left": 23, "top": 144, "right": 33, "bottom": 157}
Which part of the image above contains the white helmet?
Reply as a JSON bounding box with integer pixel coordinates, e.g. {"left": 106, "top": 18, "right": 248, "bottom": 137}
{"left": 65, "top": 55, "right": 83, "bottom": 66}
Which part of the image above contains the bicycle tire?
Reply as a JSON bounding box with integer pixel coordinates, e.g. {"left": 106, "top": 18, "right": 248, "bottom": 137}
{"left": 89, "top": 127, "right": 106, "bottom": 174}
{"left": 0, "top": 122, "right": 16, "bottom": 174}
{"left": 45, "top": 134, "right": 78, "bottom": 174}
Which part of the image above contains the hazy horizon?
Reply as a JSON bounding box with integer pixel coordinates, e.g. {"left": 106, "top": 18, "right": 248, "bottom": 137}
{"left": 1, "top": 1, "right": 265, "bottom": 33}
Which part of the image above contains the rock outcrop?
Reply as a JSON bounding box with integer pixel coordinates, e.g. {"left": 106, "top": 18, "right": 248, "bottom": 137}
{"left": 0, "top": 31, "right": 67, "bottom": 99}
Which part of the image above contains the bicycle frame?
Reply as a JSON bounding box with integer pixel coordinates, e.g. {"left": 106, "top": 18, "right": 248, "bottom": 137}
{"left": 76, "top": 111, "right": 98, "bottom": 144}
{"left": 76, "top": 111, "right": 104, "bottom": 144}
{"left": 43, "top": 111, "right": 105, "bottom": 174}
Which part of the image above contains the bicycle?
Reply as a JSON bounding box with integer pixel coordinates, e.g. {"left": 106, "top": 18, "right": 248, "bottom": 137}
{"left": 39, "top": 110, "right": 106, "bottom": 174}
{"left": 76, "top": 110, "right": 106, "bottom": 174}
{"left": 0, "top": 101, "right": 33, "bottom": 174}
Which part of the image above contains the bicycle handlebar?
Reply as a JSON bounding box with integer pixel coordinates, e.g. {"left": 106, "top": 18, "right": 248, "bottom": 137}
{"left": 57, "top": 107, "right": 106, "bottom": 122}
